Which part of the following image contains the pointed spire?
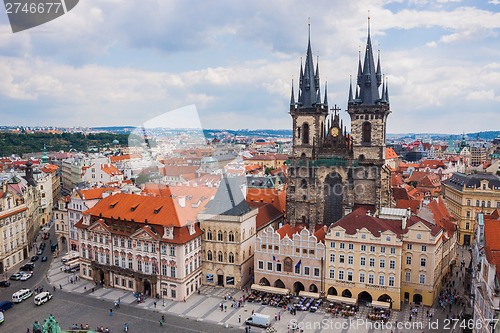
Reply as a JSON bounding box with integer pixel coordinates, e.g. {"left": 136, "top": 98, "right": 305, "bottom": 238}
{"left": 297, "top": 19, "right": 320, "bottom": 108}
{"left": 315, "top": 56, "right": 320, "bottom": 90}
{"left": 316, "top": 89, "right": 321, "bottom": 105}
{"left": 348, "top": 75, "right": 354, "bottom": 104}
{"left": 357, "top": 50, "right": 362, "bottom": 86}
{"left": 376, "top": 49, "right": 382, "bottom": 86}
{"left": 380, "top": 75, "right": 386, "bottom": 103}
{"left": 323, "top": 81, "right": 328, "bottom": 107}
{"left": 385, "top": 76, "right": 390, "bottom": 103}
{"left": 290, "top": 79, "right": 295, "bottom": 106}
{"left": 356, "top": 15, "right": 381, "bottom": 105}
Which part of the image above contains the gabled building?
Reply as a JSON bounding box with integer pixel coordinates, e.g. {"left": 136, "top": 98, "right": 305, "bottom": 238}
{"left": 76, "top": 193, "right": 205, "bottom": 301}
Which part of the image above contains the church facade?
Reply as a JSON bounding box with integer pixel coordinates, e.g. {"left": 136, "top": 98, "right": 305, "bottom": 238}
{"left": 286, "top": 22, "right": 392, "bottom": 230}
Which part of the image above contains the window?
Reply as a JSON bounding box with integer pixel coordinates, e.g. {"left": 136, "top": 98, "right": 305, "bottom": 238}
{"left": 348, "top": 256, "right": 353, "bottom": 265}
{"left": 170, "top": 245, "right": 175, "bottom": 256}
{"left": 476, "top": 200, "right": 480, "bottom": 207}
{"left": 407, "top": 244, "right": 412, "bottom": 250}
{"left": 389, "top": 276, "right": 395, "bottom": 286}
{"left": 121, "top": 257, "right": 125, "bottom": 268}
{"left": 389, "top": 260, "right": 396, "bottom": 269}
{"left": 258, "top": 261, "right": 264, "bottom": 270}
{"left": 302, "top": 123, "right": 310, "bottom": 145}
{"left": 171, "top": 290, "right": 176, "bottom": 298}
{"left": 267, "top": 262, "right": 273, "bottom": 271}
{"left": 347, "top": 271, "right": 353, "bottom": 281}
{"left": 406, "top": 256, "right": 412, "bottom": 265}
{"left": 466, "top": 211, "right": 471, "bottom": 218}
{"left": 329, "top": 269, "right": 335, "bottom": 279}
{"left": 361, "top": 234, "right": 366, "bottom": 239}
{"left": 127, "top": 240, "right": 132, "bottom": 249}
{"left": 466, "top": 199, "right": 471, "bottom": 206}
{"left": 362, "top": 122, "right": 371, "bottom": 143}
{"left": 128, "top": 258, "right": 133, "bottom": 269}
{"left": 419, "top": 274, "right": 426, "bottom": 284}
{"left": 170, "top": 267, "right": 176, "bottom": 278}
{"left": 330, "top": 242, "right": 336, "bottom": 248}
{"left": 369, "top": 258, "right": 375, "bottom": 267}
{"left": 137, "top": 261, "right": 142, "bottom": 272}
{"left": 229, "top": 252, "right": 234, "bottom": 263}
{"left": 466, "top": 223, "right": 470, "bottom": 230}
{"left": 360, "top": 257, "right": 366, "bottom": 266}
{"left": 361, "top": 245, "right": 366, "bottom": 252}
{"left": 378, "top": 275, "right": 385, "bottom": 286}
{"left": 359, "top": 272, "right": 365, "bottom": 283}
{"left": 295, "top": 265, "right": 300, "bottom": 274}
{"left": 380, "top": 246, "right": 386, "bottom": 253}
{"left": 330, "top": 254, "right": 335, "bottom": 262}
{"left": 348, "top": 243, "right": 354, "bottom": 250}
{"left": 314, "top": 268, "right": 320, "bottom": 277}
{"left": 420, "top": 258, "right": 426, "bottom": 267}
{"left": 370, "top": 246, "right": 376, "bottom": 253}
{"left": 228, "top": 232, "right": 235, "bottom": 242}
{"left": 277, "top": 263, "right": 282, "bottom": 272}
{"left": 390, "top": 247, "right": 396, "bottom": 254}
{"left": 405, "top": 271, "right": 411, "bottom": 282}
{"left": 421, "top": 245, "right": 427, "bottom": 252}
{"left": 217, "top": 231, "right": 223, "bottom": 241}
{"left": 207, "top": 230, "right": 212, "bottom": 240}
{"left": 144, "top": 262, "right": 149, "bottom": 274}
{"left": 368, "top": 274, "right": 374, "bottom": 284}
{"left": 340, "top": 243, "right": 345, "bottom": 249}
{"left": 416, "top": 234, "right": 422, "bottom": 240}
{"left": 207, "top": 251, "right": 212, "bottom": 261}
{"left": 218, "top": 252, "right": 223, "bottom": 262}
{"left": 339, "top": 255, "right": 345, "bottom": 263}
{"left": 304, "top": 267, "right": 310, "bottom": 276}
{"left": 380, "top": 259, "right": 385, "bottom": 268}
{"left": 338, "top": 270, "right": 344, "bottom": 280}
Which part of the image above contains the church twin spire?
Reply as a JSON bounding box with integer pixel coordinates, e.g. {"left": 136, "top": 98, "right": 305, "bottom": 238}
{"left": 348, "top": 17, "right": 389, "bottom": 106}
{"left": 290, "top": 22, "right": 328, "bottom": 110}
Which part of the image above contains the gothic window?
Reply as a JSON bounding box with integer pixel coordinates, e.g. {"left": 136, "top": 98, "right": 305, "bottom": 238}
{"left": 283, "top": 257, "right": 293, "bottom": 272}
{"left": 362, "top": 122, "right": 371, "bottom": 144}
{"left": 218, "top": 251, "right": 223, "bottom": 262}
{"left": 207, "top": 230, "right": 212, "bottom": 240}
{"left": 229, "top": 252, "right": 234, "bottom": 263}
{"left": 217, "top": 231, "right": 223, "bottom": 241}
{"left": 302, "top": 123, "right": 310, "bottom": 145}
{"left": 300, "top": 179, "right": 308, "bottom": 200}
{"left": 297, "top": 127, "right": 301, "bottom": 139}
{"left": 207, "top": 250, "right": 212, "bottom": 261}
{"left": 228, "top": 232, "right": 234, "bottom": 242}
{"left": 324, "top": 172, "right": 343, "bottom": 224}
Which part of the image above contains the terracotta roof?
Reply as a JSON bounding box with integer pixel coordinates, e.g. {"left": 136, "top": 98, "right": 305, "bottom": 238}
{"left": 77, "top": 187, "right": 112, "bottom": 200}
{"left": 385, "top": 147, "right": 399, "bottom": 159}
{"left": 396, "top": 199, "right": 421, "bottom": 214}
{"left": 276, "top": 223, "right": 303, "bottom": 239}
{"left": 246, "top": 188, "right": 286, "bottom": 213}
{"left": 248, "top": 202, "right": 283, "bottom": 230}
{"left": 392, "top": 187, "right": 410, "bottom": 200}
{"left": 484, "top": 216, "right": 500, "bottom": 276}
{"left": 101, "top": 164, "right": 122, "bottom": 176}
{"left": 391, "top": 173, "right": 404, "bottom": 187}
{"left": 163, "top": 165, "right": 199, "bottom": 177}
{"left": 426, "top": 198, "right": 456, "bottom": 235}
{"left": 40, "top": 164, "right": 59, "bottom": 173}
{"left": 419, "top": 159, "right": 446, "bottom": 169}
{"left": 109, "top": 154, "right": 142, "bottom": 162}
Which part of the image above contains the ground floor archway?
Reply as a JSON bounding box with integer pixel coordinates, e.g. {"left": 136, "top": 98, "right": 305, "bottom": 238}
{"left": 144, "top": 280, "right": 151, "bottom": 296}
{"left": 309, "top": 284, "right": 318, "bottom": 293}
{"left": 293, "top": 281, "right": 305, "bottom": 294}
{"left": 341, "top": 289, "right": 352, "bottom": 298}
{"left": 274, "top": 279, "right": 285, "bottom": 289}
{"left": 413, "top": 293, "right": 423, "bottom": 305}
{"left": 259, "top": 277, "right": 270, "bottom": 286}
{"left": 358, "top": 291, "right": 373, "bottom": 305}
{"left": 327, "top": 287, "right": 337, "bottom": 296}
{"left": 378, "top": 294, "right": 392, "bottom": 308}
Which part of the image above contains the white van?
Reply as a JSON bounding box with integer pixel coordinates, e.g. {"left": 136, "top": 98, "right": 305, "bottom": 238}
{"left": 245, "top": 313, "right": 271, "bottom": 328}
{"left": 0, "top": 310, "right": 4, "bottom": 324}
{"left": 34, "top": 291, "right": 52, "bottom": 306}
{"left": 12, "top": 289, "right": 33, "bottom": 303}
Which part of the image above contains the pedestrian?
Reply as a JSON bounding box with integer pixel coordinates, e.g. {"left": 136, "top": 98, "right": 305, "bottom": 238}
{"left": 252, "top": 309, "right": 254, "bottom": 315}
{"left": 238, "top": 314, "right": 241, "bottom": 323}
{"left": 59, "top": 284, "right": 62, "bottom": 289}
{"left": 162, "top": 315, "right": 165, "bottom": 322}
{"left": 278, "top": 312, "right": 281, "bottom": 320}
{"left": 159, "top": 319, "right": 163, "bottom": 327}
{"left": 109, "top": 309, "right": 113, "bottom": 316}
{"left": 53, "top": 286, "right": 56, "bottom": 292}
{"left": 154, "top": 301, "right": 157, "bottom": 308}
{"left": 224, "top": 305, "right": 227, "bottom": 312}
{"left": 26, "top": 328, "right": 30, "bottom": 333}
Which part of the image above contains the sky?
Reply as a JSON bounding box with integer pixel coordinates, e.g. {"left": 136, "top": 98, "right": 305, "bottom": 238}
{"left": 0, "top": 0, "right": 500, "bottom": 134}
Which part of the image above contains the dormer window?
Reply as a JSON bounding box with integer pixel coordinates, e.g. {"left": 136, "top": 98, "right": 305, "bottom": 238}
{"left": 154, "top": 207, "right": 162, "bottom": 214}
{"left": 131, "top": 204, "right": 139, "bottom": 212}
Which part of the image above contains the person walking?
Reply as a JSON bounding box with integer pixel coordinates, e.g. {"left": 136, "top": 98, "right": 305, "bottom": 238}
{"left": 238, "top": 314, "right": 241, "bottom": 323}
{"left": 159, "top": 319, "right": 163, "bottom": 327}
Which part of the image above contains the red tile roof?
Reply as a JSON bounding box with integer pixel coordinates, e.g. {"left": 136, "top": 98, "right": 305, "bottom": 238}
{"left": 109, "top": 154, "right": 142, "bottom": 162}
{"left": 385, "top": 147, "right": 399, "bottom": 159}
{"left": 246, "top": 188, "right": 286, "bottom": 213}
{"left": 101, "top": 164, "right": 122, "bottom": 176}
{"left": 484, "top": 215, "right": 500, "bottom": 276}
{"left": 77, "top": 187, "right": 112, "bottom": 200}
{"left": 248, "top": 202, "right": 283, "bottom": 230}
{"left": 396, "top": 199, "right": 421, "bottom": 213}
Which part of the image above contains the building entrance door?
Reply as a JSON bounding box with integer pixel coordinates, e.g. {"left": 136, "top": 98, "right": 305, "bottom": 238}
{"left": 217, "top": 275, "right": 224, "bottom": 286}
{"left": 464, "top": 235, "right": 471, "bottom": 246}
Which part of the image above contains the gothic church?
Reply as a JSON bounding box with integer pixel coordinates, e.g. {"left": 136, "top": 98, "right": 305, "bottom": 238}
{"left": 286, "top": 21, "right": 392, "bottom": 230}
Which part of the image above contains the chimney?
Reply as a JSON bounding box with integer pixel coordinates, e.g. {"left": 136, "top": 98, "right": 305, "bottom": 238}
{"left": 178, "top": 196, "right": 186, "bottom": 208}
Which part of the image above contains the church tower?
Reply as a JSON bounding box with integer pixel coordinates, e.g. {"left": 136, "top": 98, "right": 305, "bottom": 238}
{"left": 287, "top": 24, "right": 329, "bottom": 228}
{"left": 347, "top": 17, "right": 391, "bottom": 210}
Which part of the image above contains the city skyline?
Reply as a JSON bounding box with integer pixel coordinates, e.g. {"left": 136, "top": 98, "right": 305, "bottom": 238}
{"left": 0, "top": 1, "right": 500, "bottom": 133}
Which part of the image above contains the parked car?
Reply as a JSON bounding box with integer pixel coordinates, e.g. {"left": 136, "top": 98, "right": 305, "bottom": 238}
{"left": 37, "top": 249, "right": 43, "bottom": 255}
{"left": 9, "top": 273, "right": 22, "bottom": 281}
{"left": 19, "top": 273, "right": 32, "bottom": 281}
{"left": 41, "top": 256, "right": 47, "bottom": 262}
{"left": 20, "top": 263, "right": 34, "bottom": 272}
{"left": 0, "top": 300, "right": 13, "bottom": 311}
{"left": 0, "top": 280, "right": 10, "bottom": 288}
{"left": 31, "top": 256, "right": 39, "bottom": 262}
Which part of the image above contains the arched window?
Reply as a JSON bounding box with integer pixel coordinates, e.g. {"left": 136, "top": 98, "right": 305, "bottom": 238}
{"left": 228, "top": 232, "right": 235, "bottom": 242}
{"left": 229, "top": 252, "right": 234, "bottom": 263}
{"left": 207, "top": 230, "right": 212, "bottom": 240}
{"left": 297, "top": 127, "right": 301, "bottom": 139}
{"left": 217, "top": 231, "right": 223, "bottom": 241}
{"left": 302, "top": 123, "right": 310, "bottom": 145}
{"left": 218, "top": 251, "right": 223, "bottom": 262}
{"left": 362, "top": 122, "right": 371, "bottom": 144}
{"left": 207, "top": 250, "right": 212, "bottom": 261}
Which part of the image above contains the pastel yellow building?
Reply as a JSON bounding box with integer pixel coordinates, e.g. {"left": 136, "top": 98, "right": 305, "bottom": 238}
{"left": 325, "top": 207, "right": 453, "bottom": 310}
{"left": 443, "top": 173, "right": 500, "bottom": 245}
